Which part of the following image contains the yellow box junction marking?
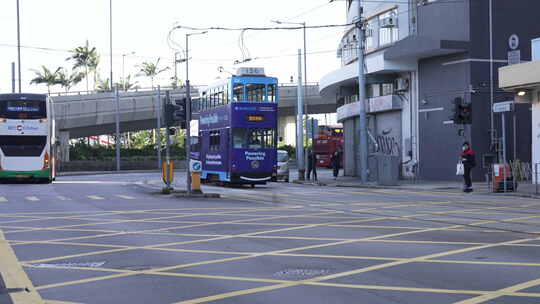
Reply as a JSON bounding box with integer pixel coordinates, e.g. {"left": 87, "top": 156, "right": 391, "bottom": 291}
{"left": 0, "top": 197, "right": 7, "bottom": 203}
{"left": 0, "top": 230, "right": 44, "bottom": 303}
{"left": 87, "top": 195, "right": 105, "bottom": 200}
{"left": 25, "top": 196, "right": 40, "bottom": 202}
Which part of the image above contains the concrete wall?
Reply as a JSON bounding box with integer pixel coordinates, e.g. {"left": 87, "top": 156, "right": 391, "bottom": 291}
{"left": 417, "top": 0, "right": 469, "bottom": 41}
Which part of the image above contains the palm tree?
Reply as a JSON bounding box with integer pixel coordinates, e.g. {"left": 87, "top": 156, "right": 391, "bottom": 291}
{"left": 137, "top": 58, "right": 170, "bottom": 89}
{"left": 95, "top": 77, "right": 111, "bottom": 92}
{"left": 57, "top": 68, "right": 84, "bottom": 93}
{"left": 67, "top": 40, "right": 100, "bottom": 92}
{"left": 30, "top": 66, "right": 62, "bottom": 94}
{"left": 118, "top": 75, "right": 139, "bottom": 91}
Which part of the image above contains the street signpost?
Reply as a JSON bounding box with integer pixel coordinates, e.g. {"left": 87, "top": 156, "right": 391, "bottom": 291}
{"left": 493, "top": 101, "right": 516, "bottom": 192}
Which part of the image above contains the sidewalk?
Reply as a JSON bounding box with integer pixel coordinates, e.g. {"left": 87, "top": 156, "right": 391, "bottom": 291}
{"left": 295, "top": 168, "right": 540, "bottom": 199}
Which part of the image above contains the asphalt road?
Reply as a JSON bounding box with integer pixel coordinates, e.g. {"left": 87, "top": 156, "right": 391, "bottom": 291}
{"left": 1, "top": 172, "right": 540, "bottom": 304}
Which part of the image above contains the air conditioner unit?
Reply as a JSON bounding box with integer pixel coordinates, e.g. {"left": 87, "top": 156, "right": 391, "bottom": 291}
{"left": 396, "top": 78, "right": 410, "bottom": 92}
{"left": 380, "top": 17, "right": 397, "bottom": 28}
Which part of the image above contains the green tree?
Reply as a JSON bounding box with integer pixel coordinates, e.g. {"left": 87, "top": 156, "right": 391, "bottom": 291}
{"left": 57, "top": 68, "right": 84, "bottom": 93}
{"left": 95, "top": 77, "right": 111, "bottom": 92}
{"left": 119, "top": 75, "right": 139, "bottom": 91}
{"left": 137, "top": 58, "right": 170, "bottom": 89}
{"left": 67, "top": 40, "right": 100, "bottom": 92}
{"left": 29, "top": 66, "right": 62, "bottom": 94}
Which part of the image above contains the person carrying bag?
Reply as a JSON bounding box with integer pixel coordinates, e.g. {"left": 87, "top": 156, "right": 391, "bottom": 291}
{"left": 459, "top": 142, "right": 476, "bottom": 193}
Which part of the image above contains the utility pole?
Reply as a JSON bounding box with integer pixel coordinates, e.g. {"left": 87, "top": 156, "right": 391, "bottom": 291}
{"left": 489, "top": 0, "right": 495, "bottom": 147}
{"left": 165, "top": 90, "right": 172, "bottom": 190}
{"left": 357, "top": 0, "right": 369, "bottom": 183}
{"left": 296, "top": 49, "right": 305, "bottom": 180}
{"left": 16, "top": 0, "right": 21, "bottom": 93}
{"left": 114, "top": 85, "right": 121, "bottom": 171}
{"left": 156, "top": 86, "right": 162, "bottom": 169}
{"left": 186, "top": 34, "right": 192, "bottom": 195}
{"left": 11, "top": 62, "right": 16, "bottom": 93}
{"left": 109, "top": 0, "right": 114, "bottom": 91}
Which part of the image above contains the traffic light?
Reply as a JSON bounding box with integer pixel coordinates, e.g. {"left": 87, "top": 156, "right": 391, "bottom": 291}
{"left": 164, "top": 98, "right": 187, "bottom": 126}
{"left": 450, "top": 97, "right": 472, "bottom": 125}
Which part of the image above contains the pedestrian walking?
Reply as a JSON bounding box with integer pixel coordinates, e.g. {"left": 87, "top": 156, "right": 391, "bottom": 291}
{"left": 460, "top": 142, "right": 476, "bottom": 193}
{"left": 307, "top": 149, "right": 317, "bottom": 182}
{"left": 331, "top": 146, "right": 343, "bottom": 180}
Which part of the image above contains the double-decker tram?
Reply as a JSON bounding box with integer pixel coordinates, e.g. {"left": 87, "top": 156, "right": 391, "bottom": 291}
{"left": 0, "top": 94, "right": 56, "bottom": 183}
{"left": 196, "top": 68, "right": 278, "bottom": 186}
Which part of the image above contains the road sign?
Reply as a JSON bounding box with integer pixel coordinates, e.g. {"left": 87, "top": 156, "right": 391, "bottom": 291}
{"left": 306, "top": 119, "right": 319, "bottom": 138}
{"left": 508, "top": 50, "right": 521, "bottom": 65}
{"left": 190, "top": 160, "right": 202, "bottom": 173}
{"left": 509, "top": 34, "right": 520, "bottom": 50}
{"left": 493, "top": 101, "right": 514, "bottom": 113}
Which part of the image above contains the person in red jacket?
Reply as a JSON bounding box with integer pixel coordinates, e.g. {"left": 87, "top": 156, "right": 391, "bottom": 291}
{"left": 460, "top": 142, "right": 476, "bottom": 193}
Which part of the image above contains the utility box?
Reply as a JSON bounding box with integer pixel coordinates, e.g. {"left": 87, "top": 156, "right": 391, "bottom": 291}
{"left": 377, "top": 155, "right": 400, "bottom": 186}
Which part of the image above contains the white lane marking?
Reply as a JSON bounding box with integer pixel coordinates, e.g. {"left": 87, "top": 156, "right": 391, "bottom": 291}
{"left": 57, "top": 196, "right": 71, "bottom": 201}
{"left": 26, "top": 196, "right": 40, "bottom": 201}
{"left": 87, "top": 195, "right": 105, "bottom": 200}
{"left": 0, "top": 197, "right": 7, "bottom": 203}
{"left": 116, "top": 195, "right": 135, "bottom": 200}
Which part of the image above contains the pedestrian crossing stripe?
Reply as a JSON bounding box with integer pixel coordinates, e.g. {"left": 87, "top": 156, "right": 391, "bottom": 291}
{"left": 0, "top": 197, "right": 7, "bottom": 203}
{"left": 87, "top": 195, "right": 105, "bottom": 200}
{"left": 25, "top": 196, "right": 40, "bottom": 201}
{"left": 116, "top": 195, "right": 135, "bottom": 200}
{"left": 57, "top": 196, "right": 71, "bottom": 201}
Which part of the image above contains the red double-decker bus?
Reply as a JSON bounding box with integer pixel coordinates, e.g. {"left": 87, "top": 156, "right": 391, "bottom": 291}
{"left": 313, "top": 125, "right": 343, "bottom": 168}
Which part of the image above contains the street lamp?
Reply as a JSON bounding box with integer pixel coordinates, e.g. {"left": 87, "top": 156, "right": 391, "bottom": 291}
{"left": 122, "top": 51, "right": 135, "bottom": 84}
{"left": 16, "top": 0, "right": 21, "bottom": 93}
{"left": 109, "top": 0, "right": 114, "bottom": 90}
{"left": 185, "top": 30, "right": 207, "bottom": 194}
{"left": 272, "top": 20, "right": 308, "bottom": 178}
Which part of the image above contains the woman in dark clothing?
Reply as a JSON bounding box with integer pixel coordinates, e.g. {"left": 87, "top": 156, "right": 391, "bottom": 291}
{"left": 307, "top": 149, "right": 317, "bottom": 182}
{"left": 460, "top": 142, "right": 476, "bottom": 192}
{"left": 331, "top": 147, "right": 343, "bottom": 180}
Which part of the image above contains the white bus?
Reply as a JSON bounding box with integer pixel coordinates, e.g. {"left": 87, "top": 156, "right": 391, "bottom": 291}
{"left": 0, "top": 94, "right": 56, "bottom": 183}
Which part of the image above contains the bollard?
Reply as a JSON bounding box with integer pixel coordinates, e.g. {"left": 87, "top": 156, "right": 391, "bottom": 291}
{"left": 191, "top": 171, "right": 202, "bottom": 194}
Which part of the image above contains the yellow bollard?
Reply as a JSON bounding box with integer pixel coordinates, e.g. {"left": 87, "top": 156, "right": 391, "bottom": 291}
{"left": 191, "top": 171, "right": 202, "bottom": 193}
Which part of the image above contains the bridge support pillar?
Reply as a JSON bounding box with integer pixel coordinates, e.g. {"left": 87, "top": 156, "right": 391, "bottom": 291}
{"left": 58, "top": 131, "right": 70, "bottom": 162}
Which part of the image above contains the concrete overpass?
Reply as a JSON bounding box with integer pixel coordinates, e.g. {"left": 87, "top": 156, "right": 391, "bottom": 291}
{"left": 52, "top": 84, "right": 335, "bottom": 160}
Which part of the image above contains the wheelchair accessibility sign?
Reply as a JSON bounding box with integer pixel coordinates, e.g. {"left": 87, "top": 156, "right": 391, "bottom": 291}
{"left": 190, "top": 160, "right": 202, "bottom": 173}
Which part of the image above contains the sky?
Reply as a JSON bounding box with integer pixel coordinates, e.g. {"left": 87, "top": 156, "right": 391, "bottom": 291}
{"left": 0, "top": 0, "right": 346, "bottom": 94}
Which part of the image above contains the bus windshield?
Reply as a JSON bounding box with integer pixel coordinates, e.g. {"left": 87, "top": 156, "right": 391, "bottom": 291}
{"left": 233, "top": 128, "right": 276, "bottom": 149}
{"left": 0, "top": 135, "right": 47, "bottom": 157}
{"left": 0, "top": 100, "right": 46, "bottom": 119}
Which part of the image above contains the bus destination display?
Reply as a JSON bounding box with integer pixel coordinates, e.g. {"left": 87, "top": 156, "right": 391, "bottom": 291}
{"left": 6, "top": 101, "right": 41, "bottom": 112}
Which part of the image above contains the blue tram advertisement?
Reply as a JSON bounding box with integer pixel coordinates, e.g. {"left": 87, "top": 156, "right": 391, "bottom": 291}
{"left": 196, "top": 68, "right": 278, "bottom": 186}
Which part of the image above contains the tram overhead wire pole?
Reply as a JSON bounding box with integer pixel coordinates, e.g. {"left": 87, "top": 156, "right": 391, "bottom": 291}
{"left": 356, "top": 0, "right": 368, "bottom": 183}
{"left": 16, "top": 0, "right": 21, "bottom": 93}
{"left": 185, "top": 30, "right": 207, "bottom": 195}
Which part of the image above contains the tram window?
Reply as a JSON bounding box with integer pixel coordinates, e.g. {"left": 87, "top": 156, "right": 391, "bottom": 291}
{"left": 267, "top": 84, "right": 277, "bottom": 102}
{"left": 233, "top": 128, "right": 248, "bottom": 149}
{"left": 233, "top": 83, "right": 244, "bottom": 101}
{"left": 248, "top": 129, "right": 276, "bottom": 149}
{"left": 246, "top": 84, "right": 265, "bottom": 102}
{"left": 209, "top": 130, "right": 221, "bottom": 150}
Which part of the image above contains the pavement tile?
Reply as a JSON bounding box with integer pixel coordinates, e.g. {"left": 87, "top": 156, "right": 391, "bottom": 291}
{"left": 168, "top": 255, "right": 387, "bottom": 281}
{"left": 62, "top": 232, "right": 210, "bottom": 247}
{"left": 438, "top": 244, "right": 540, "bottom": 264}
{"left": 256, "top": 226, "right": 415, "bottom": 239}
{"left": 37, "top": 273, "right": 270, "bottom": 304}
{"left": 12, "top": 243, "right": 118, "bottom": 262}
{"left": 289, "top": 241, "right": 474, "bottom": 259}
{"left": 328, "top": 261, "right": 540, "bottom": 292}
{"left": 382, "top": 229, "right": 529, "bottom": 244}
{"left": 40, "top": 248, "right": 238, "bottom": 271}
{"left": 160, "top": 236, "right": 337, "bottom": 253}
{"left": 205, "top": 284, "right": 472, "bottom": 304}
{"left": 165, "top": 223, "right": 294, "bottom": 235}
{"left": 24, "top": 266, "right": 116, "bottom": 288}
